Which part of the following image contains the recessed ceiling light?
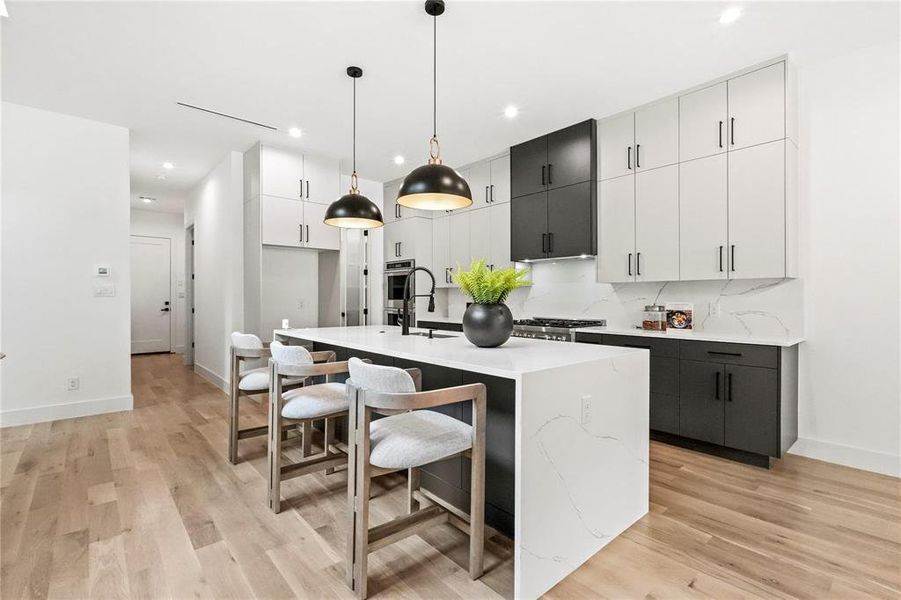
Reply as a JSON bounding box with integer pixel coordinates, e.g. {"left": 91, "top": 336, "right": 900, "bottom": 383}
{"left": 140, "top": 196, "right": 155, "bottom": 204}
{"left": 156, "top": 174, "right": 167, "bottom": 180}
{"left": 504, "top": 105, "right": 519, "bottom": 119}
{"left": 393, "top": 155, "right": 405, "bottom": 165}
{"left": 718, "top": 7, "right": 742, "bottom": 24}
{"left": 289, "top": 127, "right": 302, "bottom": 138}
{"left": 162, "top": 161, "right": 174, "bottom": 170}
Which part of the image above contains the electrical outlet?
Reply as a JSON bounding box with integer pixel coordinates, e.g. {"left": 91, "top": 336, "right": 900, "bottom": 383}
{"left": 708, "top": 302, "right": 721, "bottom": 317}
{"left": 297, "top": 299, "right": 306, "bottom": 310}
{"left": 67, "top": 377, "right": 80, "bottom": 391}
{"left": 581, "top": 395, "right": 593, "bottom": 425}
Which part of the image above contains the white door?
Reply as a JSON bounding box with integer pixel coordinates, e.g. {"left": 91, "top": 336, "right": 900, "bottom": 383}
{"left": 449, "top": 212, "right": 471, "bottom": 274}
{"left": 728, "top": 62, "right": 785, "bottom": 151}
{"left": 467, "top": 160, "right": 492, "bottom": 210}
{"left": 469, "top": 207, "right": 491, "bottom": 266}
{"left": 302, "top": 201, "right": 340, "bottom": 251}
{"left": 598, "top": 175, "right": 635, "bottom": 282}
{"left": 489, "top": 155, "right": 511, "bottom": 204}
{"left": 130, "top": 236, "right": 171, "bottom": 354}
{"left": 432, "top": 216, "right": 451, "bottom": 286}
{"left": 680, "top": 82, "right": 727, "bottom": 162}
{"left": 488, "top": 202, "right": 512, "bottom": 271}
{"left": 728, "top": 140, "right": 785, "bottom": 279}
{"left": 302, "top": 154, "right": 340, "bottom": 205}
{"left": 680, "top": 154, "right": 728, "bottom": 280}
{"left": 599, "top": 112, "right": 634, "bottom": 180}
{"left": 635, "top": 98, "right": 679, "bottom": 172}
{"left": 261, "top": 195, "right": 303, "bottom": 247}
{"left": 635, "top": 165, "right": 679, "bottom": 282}
{"left": 261, "top": 145, "right": 304, "bottom": 199}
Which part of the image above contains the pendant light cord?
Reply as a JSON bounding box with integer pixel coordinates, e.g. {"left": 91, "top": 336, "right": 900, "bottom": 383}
{"left": 432, "top": 13, "right": 437, "bottom": 138}
{"left": 352, "top": 75, "right": 357, "bottom": 174}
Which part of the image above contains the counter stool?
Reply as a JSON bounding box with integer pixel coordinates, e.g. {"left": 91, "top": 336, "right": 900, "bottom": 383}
{"left": 345, "top": 357, "right": 486, "bottom": 599}
{"left": 228, "top": 332, "right": 310, "bottom": 464}
{"left": 268, "top": 341, "right": 355, "bottom": 513}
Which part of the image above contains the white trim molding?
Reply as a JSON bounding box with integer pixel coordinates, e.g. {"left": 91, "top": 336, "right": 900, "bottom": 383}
{"left": 193, "top": 363, "right": 228, "bottom": 393}
{"left": 789, "top": 438, "right": 901, "bottom": 478}
{"left": 0, "top": 394, "right": 134, "bottom": 428}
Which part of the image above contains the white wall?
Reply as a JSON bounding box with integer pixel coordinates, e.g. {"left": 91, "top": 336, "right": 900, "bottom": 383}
{"left": 792, "top": 40, "right": 900, "bottom": 476}
{"left": 1, "top": 102, "right": 132, "bottom": 426}
{"left": 184, "top": 151, "right": 244, "bottom": 389}
{"left": 130, "top": 209, "right": 187, "bottom": 352}
{"left": 261, "top": 246, "right": 319, "bottom": 340}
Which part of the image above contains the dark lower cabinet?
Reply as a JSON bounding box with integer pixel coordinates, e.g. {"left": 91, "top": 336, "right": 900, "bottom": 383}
{"left": 724, "top": 364, "right": 778, "bottom": 456}
{"left": 649, "top": 393, "right": 679, "bottom": 435}
{"left": 679, "top": 360, "right": 725, "bottom": 445}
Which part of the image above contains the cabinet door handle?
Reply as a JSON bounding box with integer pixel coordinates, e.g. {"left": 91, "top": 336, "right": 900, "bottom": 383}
{"left": 299, "top": 225, "right": 303, "bottom": 243}
{"left": 306, "top": 225, "right": 309, "bottom": 243}
{"left": 707, "top": 350, "right": 742, "bottom": 357}
{"left": 715, "top": 371, "right": 721, "bottom": 400}
{"left": 628, "top": 252, "right": 632, "bottom": 276}
{"left": 719, "top": 245, "right": 724, "bottom": 272}
{"left": 718, "top": 121, "right": 724, "bottom": 148}
{"left": 490, "top": 184, "right": 495, "bottom": 202}
{"left": 307, "top": 180, "right": 310, "bottom": 199}
{"left": 541, "top": 233, "right": 547, "bottom": 253}
{"left": 624, "top": 343, "right": 651, "bottom": 350}
{"left": 727, "top": 372, "right": 733, "bottom": 402}
{"left": 627, "top": 146, "right": 632, "bottom": 170}
{"left": 730, "top": 117, "right": 735, "bottom": 145}
{"left": 548, "top": 232, "right": 554, "bottom": 253}
{"left": 548, "top": 163, "right": 553, "bottom": 185}
{"left": 636, "top": 252, "right": 641, "bottom": 276}
{"left": 485, "top": 186, "right": 489, "bottom": 204}
{"left": 635, "top": 145, "right": 641, "bottom": 169}
{"left": 299, "top": 179, "right": 303, "bottom": 198}
{"left": 397, "top": 242, "right": 402, "bottom": 257}
{"left": 541, "top": 165, "right": 546, "bottom": 186}
{"left": 730, "top": 245, "right": 736, "bottom": 271}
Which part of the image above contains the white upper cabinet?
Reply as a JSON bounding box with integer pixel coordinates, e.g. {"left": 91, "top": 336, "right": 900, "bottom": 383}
{"left": 301, "top": 201, "right": 340, "bottom": 251}
{"left": 302, "top": 154, "right": 340, "bottom": 205}
{"left": 432, "top": 216, "right": 452, "bottom": 286}
{"left": 679, "top": 82, "right": 728, "bottom": 162}
{"left": 261, "top": 145, "right": 304, "bottom": 200}
{"left": 727, "top": 140, "right": 786, "bottom": 279}
{"left": 634, "top": 98, "right": 679, "bottom": 172}
{"left": 261, "top": 195, "right": 303, "bottom": 247}
{"left": 635, "top": 165, "right": 679, "bottom": 281}
{"left": 449, "top": 212, "right": 471, "bottom": 272}
{"left": 488, "top": 203, "right": 512, "bottom": 270}
{"left": 679, "top": 154, "right": 728, "bottom": 280}
{"left": 383, "top": 180, "right": 402, "bottom": 223}
{"left": 727, "top": 62, "right": 785, "bottom": 151}
{"left": 598, "top": 175, "right": 636, "bottom": 283}
{"left": 599, "top": 112, "right": 635, "bottom": 181}
{"left": 469, "top": 207, "right": 491, "bottom": 266}
{"left": 489, "top": 155, "right": 511, "bottom": 204}
{"left": 466, "top": 161, "right": 492, "bottom": 209}
{"left": 383, "top": 217, "right": 430, "bottom": 262}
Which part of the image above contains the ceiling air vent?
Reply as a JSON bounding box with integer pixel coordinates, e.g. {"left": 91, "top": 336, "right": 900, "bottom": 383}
{"left": 175, "top": 102, "right": 277, "bottom": 131}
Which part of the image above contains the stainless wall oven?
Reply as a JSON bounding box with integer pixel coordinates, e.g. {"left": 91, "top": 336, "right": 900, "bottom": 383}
{"left": 384, "top": 259, "right": 415, "bottom": 310}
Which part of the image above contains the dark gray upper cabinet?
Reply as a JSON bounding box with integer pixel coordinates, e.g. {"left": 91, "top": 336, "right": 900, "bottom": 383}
{"left": 547, "top": 182, "right": 596, "bottom": 258}
{"left": 510, "top": 190, "right": 549, "bottom": 261}
{"left": 510, "top": 136, "right": 548, "bottom": 198}
{"left": 547, "top": 120, "right": 596, "bottom": 190}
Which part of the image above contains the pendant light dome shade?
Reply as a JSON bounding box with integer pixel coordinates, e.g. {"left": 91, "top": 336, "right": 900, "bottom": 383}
{"left": 397, "top": 162, "right": 472, "bottom": 211}
{"left": 396, "top": 0, "right": 472, "bottom": 212}
{"left": 324, "top": 66, "right": 384, "bottom": 229}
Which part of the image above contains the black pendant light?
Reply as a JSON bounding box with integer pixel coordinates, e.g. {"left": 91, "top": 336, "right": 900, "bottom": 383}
{"left": 324, "top": 66, "right": 384, "bottom": 229}
{"left": 396, "top": 0, "right": 472, "bottom": 211}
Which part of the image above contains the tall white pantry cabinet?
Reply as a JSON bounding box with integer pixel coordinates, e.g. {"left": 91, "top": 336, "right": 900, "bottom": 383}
{"left": 597, "top": 58, "right": 799, "bottom": 283}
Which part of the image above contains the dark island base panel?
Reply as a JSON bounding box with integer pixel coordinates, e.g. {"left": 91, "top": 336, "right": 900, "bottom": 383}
{"left": 650, "top": 431, "right": 772, "bottom": 468}
{"left": 307, "top": 340, "right": 516, "bottom": 539}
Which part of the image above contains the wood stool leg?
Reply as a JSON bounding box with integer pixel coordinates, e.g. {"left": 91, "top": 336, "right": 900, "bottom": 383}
{"left": 407, "top": 467, "right": 420, "bottom": 514}
{"left": 325, "top": 417, "right": 336, "bottom": 475}
{"left": 352, "top": 458, "right": 371, "bottom": 599}
{"left": 268, "top": 371, "right": 283, "bottom": 514}
{"left": 469, "top": 393, "right": 487, "bottom": 580}
{"left": 302, "top": 421, "right": 312, "bottom": 457}
{"left": 228, "top": 356, "right": 241, "bottom": 464}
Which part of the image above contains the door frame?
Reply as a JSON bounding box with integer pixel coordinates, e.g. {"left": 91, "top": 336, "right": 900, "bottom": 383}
{"left": 184, "top": 225, "right": 195, "bottom": 366}
{"left": 129, "top": 234, "right": 173, "bottom": 354}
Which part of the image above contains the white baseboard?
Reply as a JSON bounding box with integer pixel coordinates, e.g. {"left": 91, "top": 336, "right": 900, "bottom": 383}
{"left": 193, "top": 362, "right": 228, "bottom": 392}
{"left": 789, "top": 437, "right": 900, "bottom": 478}
{"left": 0, "top": 394, "right": 134, "bottom": 428}
{"left": 173, "top": 344, "right": 185, "bottom": 354}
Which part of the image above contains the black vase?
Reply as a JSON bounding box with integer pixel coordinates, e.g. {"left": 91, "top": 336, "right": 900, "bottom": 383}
{"left": 462, "top": 303, "right": 513, "bottom": 348}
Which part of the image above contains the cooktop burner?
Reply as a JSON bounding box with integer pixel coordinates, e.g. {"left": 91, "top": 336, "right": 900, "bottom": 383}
{"left": 513, "top": 317, "right": 606, "bottom": 329}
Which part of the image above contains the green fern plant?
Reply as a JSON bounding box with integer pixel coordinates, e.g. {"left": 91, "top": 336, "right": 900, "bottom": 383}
{"left": 453, "top": 259, "right": 528, "bottom": 304}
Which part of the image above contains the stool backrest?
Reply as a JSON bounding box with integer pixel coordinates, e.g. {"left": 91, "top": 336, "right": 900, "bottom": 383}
{"left": 348, "top": 357, "right": 416, "bottom": 394}
{"left": 231, "top": 332, "right": 264, "bottom": 358}
{"left": 270, "top": 341, "right": 313, "bottom": 368}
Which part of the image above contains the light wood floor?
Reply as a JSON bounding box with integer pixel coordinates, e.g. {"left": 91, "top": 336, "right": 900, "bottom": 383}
{"left": 1, "top": 354, "right": 898, "bottom": 599}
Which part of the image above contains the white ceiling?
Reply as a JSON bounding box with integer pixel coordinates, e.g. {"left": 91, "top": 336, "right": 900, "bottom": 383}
{"left": 3, "top": 1, "right": 898, "bottom": 208}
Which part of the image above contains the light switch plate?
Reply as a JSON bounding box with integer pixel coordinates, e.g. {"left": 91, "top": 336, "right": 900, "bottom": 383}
{"left": 94, "top": 285, "right": 116, "bottom": 297}
{"left": 581, "top": 395, "right": 593, "bottom": 425}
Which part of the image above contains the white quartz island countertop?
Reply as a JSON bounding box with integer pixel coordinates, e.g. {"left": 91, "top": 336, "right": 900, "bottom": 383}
{"left": 275, "top": 326, "right": 649, "bottom": 600}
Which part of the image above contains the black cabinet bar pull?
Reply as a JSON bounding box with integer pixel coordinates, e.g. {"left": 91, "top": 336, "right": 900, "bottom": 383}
{"left": 548, "top": 164, "right": 553, "bottom": 185}
{"left": 541, "top": 165, "right": 546, "bottom": 186}
{"left": 727, "top": 372, "right": 733, "bottom": 401}
{"left": 635, "top": 144, "right": 641, "bottom": 169}
{"left": 490, "top": 184, "right": 495, "bottom": 202}
{"left": 299, "top": 225, "right": 303, "bottom": 243}
{"left": 541, "top": 233, "right": 547, "bottom": 253}
{"left": 305, "top": 225, "right": 309, "bottom": 243}
{"left": 306, "top": 180, "right": 310, "bottom": 199}
{"left": 730, "top": 117, "right": 735, "bottom": 145}
{"left": 397, "top": 242, "right": 402, "bottom": 256}
{"left": 707, "top": 350, "right": 742, "bottom": 357}
{"left": 715, "top": 371, "right": 721, "bottom": 400}
{"left": 624, "top": 343, "right": 651, "bottom": 350}
{"left": 627, "top": 146, "right": 632, "bottom": 170}
{"left": 548, "top": 232, "right": 554, "bottom": 253}
{"left": 627, "top": 252, "right": 632, "bottom": 276}
{"left": 718, "top": 121, "right": 724, "bottom": 148}
{"left": 299, "top": 179, "right": 303, "bottom": 198}
{"left": 485, "top": 186, "right": 489, "bottom": 204}
{"left": 636, "top": 252, "right": 641, "bottom": 276}
{"left": 719, "top": 245, "right": 724, "bottom": 272}
{"left": 731, "top": 244, "right": 736, "bottom": 271}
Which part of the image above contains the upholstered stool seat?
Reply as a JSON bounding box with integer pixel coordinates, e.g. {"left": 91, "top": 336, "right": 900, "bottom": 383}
{"left": 369, "top": 410, "right": 472, "bottom": 470}
{"left": 239, "top": 367, "right": 304, "bottom": 392}
{"left": 282, "top": 382, "right": 349, "bottom": 420}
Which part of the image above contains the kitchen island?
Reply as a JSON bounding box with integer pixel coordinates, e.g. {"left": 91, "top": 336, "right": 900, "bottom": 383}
{"left": 274, "top": 325, "right": 648, "bottom": 599}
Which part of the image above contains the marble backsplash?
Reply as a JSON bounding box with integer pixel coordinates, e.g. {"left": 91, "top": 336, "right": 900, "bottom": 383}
{"left": 441, "top": 258, "right": 804, "bottom": 341}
